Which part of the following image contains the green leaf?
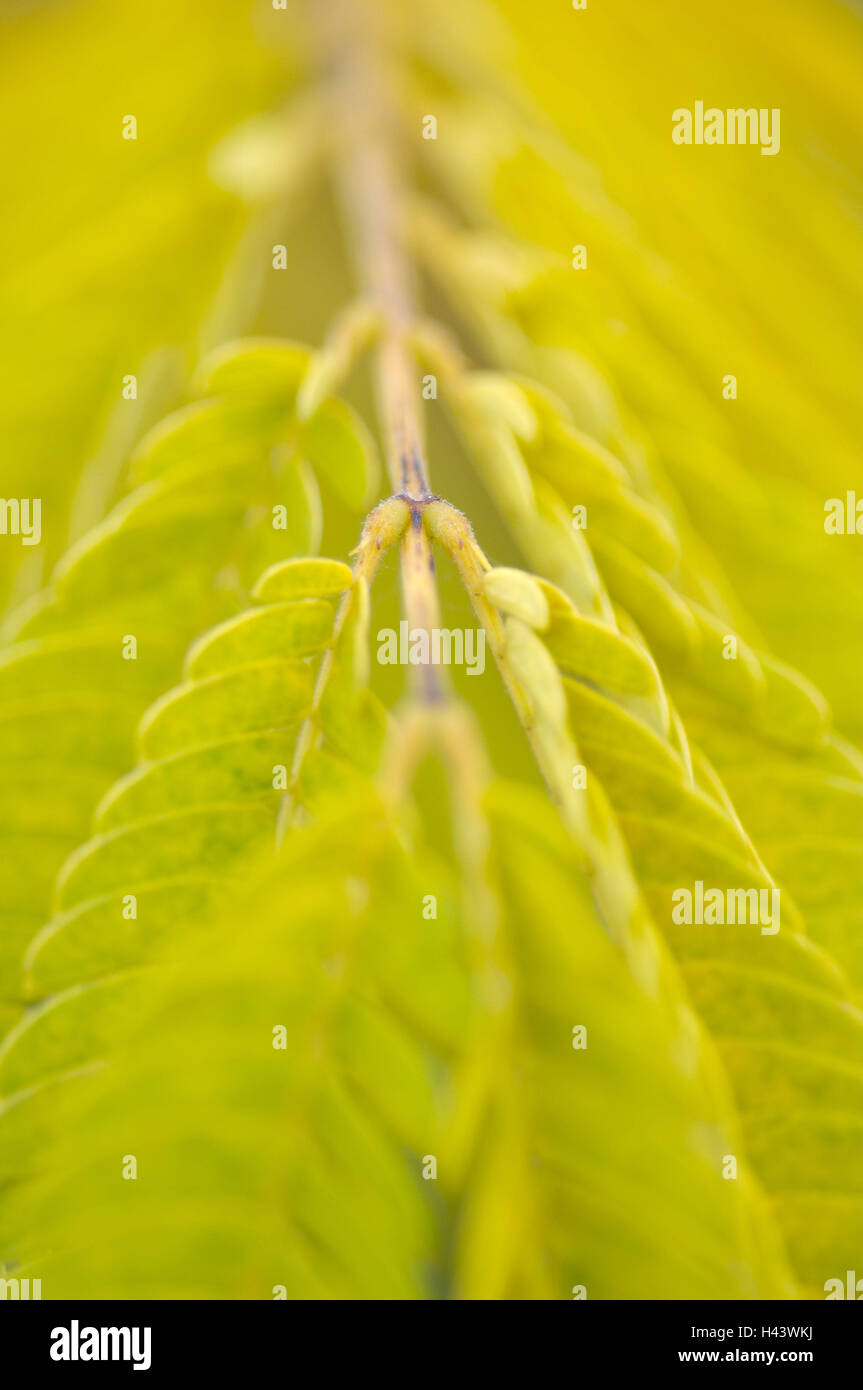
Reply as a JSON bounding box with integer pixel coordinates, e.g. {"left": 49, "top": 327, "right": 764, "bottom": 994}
{"left": 192, "top": 337, "right": 312, "bottom": 401}
{"left": 184, "top": 601, "right": 334, "bottom": 677}
{"left": 139, "top": 661, "right": 313, "bottom": 759}
{"left": 545, "top": 610, "right": 658, "bottom": 696}
{"left": 298, "top": 398, "right": 380, "bottom": 511}
{"left": 251, "top": 557, "right": 353, "bottom": 601}
{"left": 130, "top": 398, "right": 289, "bottom": 484}
{"left": 483, "top": 566, "right": 549, "bottom": 628}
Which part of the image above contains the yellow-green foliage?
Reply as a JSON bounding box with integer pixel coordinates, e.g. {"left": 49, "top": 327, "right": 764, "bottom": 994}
{"left": 0, "top": 0, "right": 860, "bottom": 1300}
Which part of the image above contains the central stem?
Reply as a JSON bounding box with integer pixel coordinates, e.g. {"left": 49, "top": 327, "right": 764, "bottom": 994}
{"left": 319, "top": 0, "right": 445, "bottom": 701}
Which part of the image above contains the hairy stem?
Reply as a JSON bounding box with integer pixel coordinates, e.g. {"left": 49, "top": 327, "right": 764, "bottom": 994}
{"left": 318, "top": 0, "right": 445, "bottom": 702}
{"left": 279, "top": 497, "right": 410, "bottom": 840}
